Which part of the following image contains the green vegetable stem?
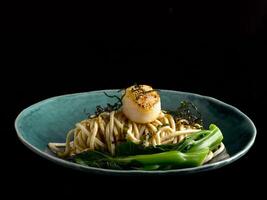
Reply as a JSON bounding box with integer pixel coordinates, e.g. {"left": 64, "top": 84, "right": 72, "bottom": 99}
{"left": 114, "top": 148, "right": 209, "bottom": 169}
{"left": 73, "top": 124, "right": 223, "bottom": 170}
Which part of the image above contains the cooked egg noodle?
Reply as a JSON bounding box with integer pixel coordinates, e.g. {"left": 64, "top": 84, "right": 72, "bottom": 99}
{"left": 48, "top": 110, "right": 224, "bottom": 163}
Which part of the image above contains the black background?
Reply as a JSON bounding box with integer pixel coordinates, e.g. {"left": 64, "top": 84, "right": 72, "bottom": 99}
{"left": 2, "top": 3, "right": 267, "bottom": 198}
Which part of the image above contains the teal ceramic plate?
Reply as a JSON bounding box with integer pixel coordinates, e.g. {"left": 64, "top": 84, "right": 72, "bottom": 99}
{"left": 15, "top": 90, "right": 256, "bottom": 175}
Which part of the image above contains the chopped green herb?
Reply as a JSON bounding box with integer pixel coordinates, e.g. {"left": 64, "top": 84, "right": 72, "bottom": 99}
{"left": 169, "top": 101, "right": 203, "bottom": 126}
{"left": 93, "top": 91, "right": 124, "bottom": 116}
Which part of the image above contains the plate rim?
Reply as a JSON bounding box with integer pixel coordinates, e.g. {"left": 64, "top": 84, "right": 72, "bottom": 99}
{"left": 15, "top": 89, "right": 257, "bottom": 174}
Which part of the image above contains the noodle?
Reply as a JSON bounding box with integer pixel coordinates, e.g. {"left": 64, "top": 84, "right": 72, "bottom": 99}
{"left": 48, "top": 110, "right": 224, "bottom": 163}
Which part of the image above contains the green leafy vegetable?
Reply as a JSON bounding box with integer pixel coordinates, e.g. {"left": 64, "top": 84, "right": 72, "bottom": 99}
{"left": 72, "top": 124, "right": 223, "bottom": 170}
{"left": 73, "top": 151, "right": 123, "bottom": 170}
{"left": 116, "top": 124, "right": 223, "bottom": 155}
{"left": 74, "top": 148, "right": 209, "bottom": 170}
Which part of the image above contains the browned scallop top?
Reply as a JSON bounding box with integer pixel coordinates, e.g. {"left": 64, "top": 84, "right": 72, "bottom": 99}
{"left": 124, "top": 85, "right": 160, "bottom": 110}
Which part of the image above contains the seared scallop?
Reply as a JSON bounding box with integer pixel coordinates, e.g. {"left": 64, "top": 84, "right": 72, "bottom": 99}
{"left": 122, "top": 85, "right": 161, "bottom": 123}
